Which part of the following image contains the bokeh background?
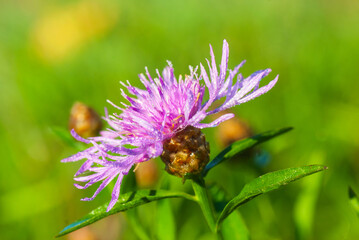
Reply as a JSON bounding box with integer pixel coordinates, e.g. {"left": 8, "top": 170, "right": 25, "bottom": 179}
{"left": 1, "top": 0, "right": 359, "bottom": 239}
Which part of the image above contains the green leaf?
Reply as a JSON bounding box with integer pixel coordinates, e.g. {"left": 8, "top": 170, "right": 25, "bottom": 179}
{"left": 126, "top": 208, "right": 151, "bottom": 240}
{"left": 221, "top": 211, "right": 249, "bottom": 240}
{"left": 203, "top": 127, "right": 293, "bottom": 176}
{"left": 208, "top": 184, "right": 249, "bottom": 239}
{"left": 56, "top": 190, "right": 196, "bottom": 237}
{"left": 216, "top": 165, "right": 327, "bottom": 228}
{"left": 293, "top": 151, "right": 325, "bottom": 240}
{"left": 349, "top": 187, "right": 359, "bottom": 217}
{"left": 122, "top": 168, "right": 151, "bottom": 240}
{"left": 156, "top": 178, "right": 176, "bottom": 240}
{"left": 156, "top": 199, "right": 176, "bottom": 240}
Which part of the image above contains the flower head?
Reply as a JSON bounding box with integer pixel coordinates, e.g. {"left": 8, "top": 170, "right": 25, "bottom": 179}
{"left": 62, "top": 40, "right": 278, "bottom": 211}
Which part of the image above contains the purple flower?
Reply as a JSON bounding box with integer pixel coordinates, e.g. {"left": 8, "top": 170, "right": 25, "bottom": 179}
{"left": 62, "top": 40, "right": 278, "bottom": 211}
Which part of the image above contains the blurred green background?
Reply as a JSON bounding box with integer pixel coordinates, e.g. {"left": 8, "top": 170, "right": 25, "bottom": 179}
{"left": 1, "top": 0, "right": 359, "bottom": 239}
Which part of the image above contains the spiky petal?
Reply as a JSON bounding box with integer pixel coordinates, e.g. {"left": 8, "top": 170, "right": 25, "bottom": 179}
{"left": 62, "top": 39, "right": 278, "bottom": 211}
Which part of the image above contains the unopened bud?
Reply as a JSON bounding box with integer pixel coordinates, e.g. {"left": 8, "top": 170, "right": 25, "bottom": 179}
{"left": 217, "top": 115, "right": 252, "bottom": 147}
{"left": 68, "top": 226, "right": 97, "bottom": 240}
{"left": 135, "top": 160, "right": 159, "bottom": 188}
{"left": 161, "top": 126, "right": 210, "bottom": 178}
{"left": 69, "top": 102, "right": 102, "bottom": 138}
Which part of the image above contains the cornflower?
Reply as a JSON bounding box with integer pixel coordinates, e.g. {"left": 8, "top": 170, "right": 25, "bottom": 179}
{"left": 62, "top": 40, "right": 278, "bottom": 211}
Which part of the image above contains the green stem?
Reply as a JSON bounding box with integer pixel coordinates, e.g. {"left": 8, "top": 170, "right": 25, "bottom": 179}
{"left": 191, "top": 176, "right": 217, "bottom": 233}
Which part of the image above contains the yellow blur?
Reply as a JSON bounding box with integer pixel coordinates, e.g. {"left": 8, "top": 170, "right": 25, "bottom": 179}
{"left": 31, "top": 0, "right": 118, "bottom": 63}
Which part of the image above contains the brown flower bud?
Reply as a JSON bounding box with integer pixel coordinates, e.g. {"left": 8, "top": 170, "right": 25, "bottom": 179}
{"left": 69, "top": 102, "right": 102, "bottom": 138}
{"left": 161, "top": 126, "right": 210, "bottom": 178}
{"left": 68, "top": 227, "right": 97, "bottom": 240}
{"left": 216, "top": 114, "right": 252, "bottom": 147}
{"left": 135, "top": 160, "right": 159, "bottom": 188}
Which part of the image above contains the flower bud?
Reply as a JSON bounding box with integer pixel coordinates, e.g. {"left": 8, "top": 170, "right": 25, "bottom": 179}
{"left": 135, "top": 160, "right": 159, "bottom": 188}
{"left": 68, "top": 227, "right": 97, "bottom": 240}
{"left": 216, "top": 113, "right": 252, "bottom": 147}
{"left": 161, "top": 126, "right": 210, "bottom": 178}
{"left": 69, "top": 102, "right": 102, "bottom": 138}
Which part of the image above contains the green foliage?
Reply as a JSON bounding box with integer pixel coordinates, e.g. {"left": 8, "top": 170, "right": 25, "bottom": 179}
{"left": 191, "top": 177, "right": 216, "bottom": 232}
{"left": 2, "top": 0, "right": 359, "bottom": 239}
{"left": 349, "top": 187, "right": 359, "bottom": 217}
{"left": 221, "top": 212, "right": 249, "bottom": 240}
{"left": 56, "top": 133, "right": 327, "bottom": 238}
{"left": 294, "top": 151, "right": 325, "bottom": 240}
{"left": 208, "top": 184, "right": 249, "bottom": 240}
{"left": 203, "top": 127, "right": 293, "bottom": 176}
{"left": 156, "top": 176, "right": 176, "bottom": 240}
{"left": 125, "top": 208, "right": 151, "bottom": 240}
{"left": 49, "top": 126, "right": 83, "bottom": 150}
{"left": 56, "top": 190, "right": 196, "bottom": 237}
{"left": 216, "top": 165, "right": 327, "bottom": 228}
{"left": 156, "top": 199, "right": 176, "bottom": 240}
